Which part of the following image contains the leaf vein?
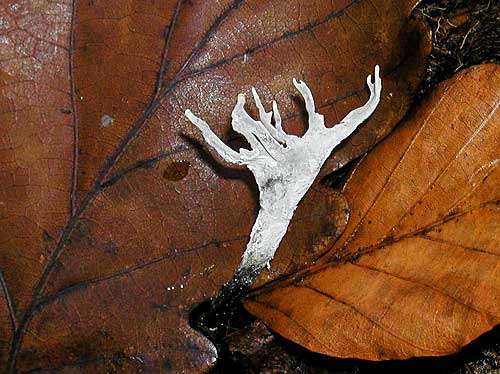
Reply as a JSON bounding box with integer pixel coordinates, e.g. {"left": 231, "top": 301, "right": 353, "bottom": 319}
{"left": 300, "top": 284, "right": 448, "bottom": 354}
{"left": 0, "top": 270, "right": 17, "bottom": 333}
{"left": 351, "top": 262, "right": 495, "bottom": 321}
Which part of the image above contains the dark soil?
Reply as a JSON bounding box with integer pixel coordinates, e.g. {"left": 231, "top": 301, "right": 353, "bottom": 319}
{"left": 417, "top": 0, "right": 500, "bottom": 100}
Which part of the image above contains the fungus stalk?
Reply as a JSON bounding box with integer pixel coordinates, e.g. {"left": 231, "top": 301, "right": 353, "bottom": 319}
{"left": 186, "top": 66, "right": 381, "bottom": 305}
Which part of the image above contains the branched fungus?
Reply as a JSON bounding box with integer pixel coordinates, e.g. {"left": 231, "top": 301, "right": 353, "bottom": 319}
{"left": 186, "top": 65, "right": 382, "bottom": 305}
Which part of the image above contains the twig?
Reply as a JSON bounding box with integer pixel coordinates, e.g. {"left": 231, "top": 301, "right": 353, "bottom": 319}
{"left": 460, "top": 21, "right": 479, "bottom": 50}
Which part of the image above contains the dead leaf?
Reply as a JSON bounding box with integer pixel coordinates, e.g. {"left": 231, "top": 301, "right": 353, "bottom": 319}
{"left": 245, "top": 64, "right": 500, "bottom": 361}
{"left": 0, "top": 0, "right": 429, "bottom": 372}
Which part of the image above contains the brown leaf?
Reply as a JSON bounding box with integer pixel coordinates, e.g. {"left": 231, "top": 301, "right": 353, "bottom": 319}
{"left": 0, "top": 0, "right": 429, "bottom": 372}
{"left": 245, "top": 64, "right": 500, "bottom": 361}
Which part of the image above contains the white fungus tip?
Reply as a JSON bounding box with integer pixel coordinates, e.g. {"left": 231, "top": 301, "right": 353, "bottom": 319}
{"left": 185, "top": 109, "right": 195, "bottom": 120}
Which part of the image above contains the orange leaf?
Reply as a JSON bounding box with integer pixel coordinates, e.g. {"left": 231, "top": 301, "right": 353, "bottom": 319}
{"left": 245, "top": 64, "right": 500, "bottom": 360}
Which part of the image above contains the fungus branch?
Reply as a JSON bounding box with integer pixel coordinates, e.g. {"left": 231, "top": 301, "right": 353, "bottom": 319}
{"left": 185, "top": 65, "right": 381, "bottom": 304}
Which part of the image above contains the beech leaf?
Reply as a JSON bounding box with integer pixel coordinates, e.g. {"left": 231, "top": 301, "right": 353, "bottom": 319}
{"left": 245, "top": 64, "right": 500, "bottom": 361}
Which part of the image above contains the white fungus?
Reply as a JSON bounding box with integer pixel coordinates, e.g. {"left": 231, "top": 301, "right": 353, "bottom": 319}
{"left": 185, "top": 65, "right": 382, "bottom": 290}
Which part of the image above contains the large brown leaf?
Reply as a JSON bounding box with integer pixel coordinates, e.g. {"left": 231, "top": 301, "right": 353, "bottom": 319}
{"left": 246, "top": 64, "right": 500, "bottom": 360}
{"left": 0, "top": 0, "right": 429, "bottom": 372}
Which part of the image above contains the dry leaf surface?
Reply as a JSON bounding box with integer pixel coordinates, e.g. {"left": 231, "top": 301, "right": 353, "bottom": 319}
{"left": 0, "top": 0, "right": 429, "bottom": 372}
{"left": 246, "top": 64, "right": 500, "bottom": 361}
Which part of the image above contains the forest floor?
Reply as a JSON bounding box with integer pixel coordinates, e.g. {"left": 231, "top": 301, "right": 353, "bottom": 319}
{"left": 191, "top": 1, "right": 500, "bottom": 373}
